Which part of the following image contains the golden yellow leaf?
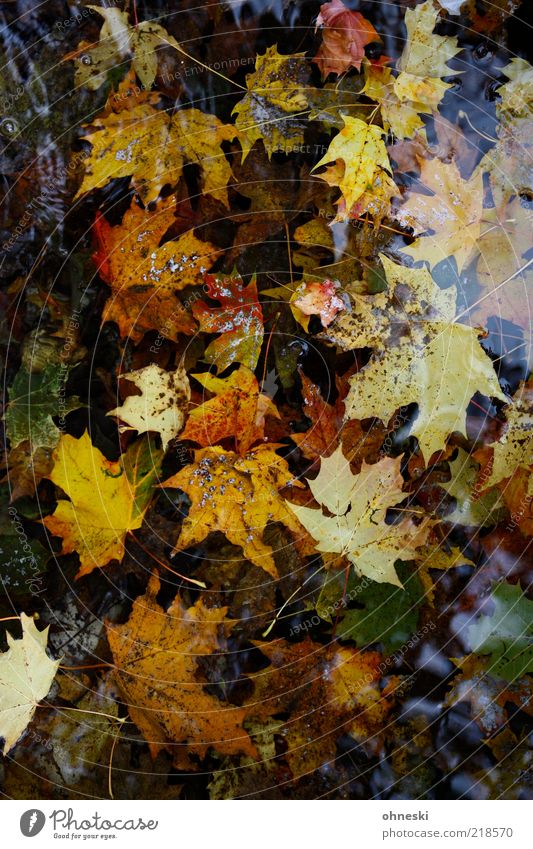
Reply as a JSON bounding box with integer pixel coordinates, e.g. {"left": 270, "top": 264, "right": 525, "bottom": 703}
{"left": 44, "top": 431, "right": 162, "bottom": 577}
{"left": 399, "top": 1, "right": 460, "bottom": 81}
{"left": 107, "top": 574, "right": 257, "bottom": 770}
{"left": 342, "top": 257, "right": 506, "bottom": 462}
{"left": 161, "top": 446, "right": 309, "bottom": 578}
{"left": 232, "top": 45, "right": 308, "bottom": 160}
{"left": 287, "top": 445, "right": 430, "bottom": 586}
{"left": 362, "top": 1, "right": 460, "bottom": 140}
{"left": 66, "top": 6, "right": 182, "bottom": 91}
{"left": 108, "top": 363, "right": 190, "bottom": 452}
{"left": 395, "top": 157, "right": 484, "bottom": 271}
{"left": 0, "top": 615, "right": 60, "bottom": 755}
{"left": 313, "top": 116, "right": 393, "bottom": 214}
{"left": 363, "top": 63, "right": 431, "bottom": 140}
{"left": 76, "top": 103, "right": 237, "bottom": 205}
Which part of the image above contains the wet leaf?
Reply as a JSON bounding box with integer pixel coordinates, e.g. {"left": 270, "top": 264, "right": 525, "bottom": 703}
{"left": 44, "top": 432, "right": 163, "bottom": 577}
{"left": 107, "top": 574, "right": 257, "bottom": 769}
{"left": 181, "top": 366, "right": 278, "bottom": 454}
{"left": 192, "top": 271, "right": 264, "bottom": 372}
{"left": 161, "top": 445, "right": 309, "bottom": 578}
{"left": 314, "top": 0, "right": 380, "bottom": 78}
{"left": 287, "top": 445, "right": 430, "bottom": 586}
{"left": 0, "top": 615, "right": 60, "bottom": 755}
{"left": 77, "top": 104, "right": 237, "bottom": 205}
{"left": 108, "top": 363, "right": 190, "bottom": 452}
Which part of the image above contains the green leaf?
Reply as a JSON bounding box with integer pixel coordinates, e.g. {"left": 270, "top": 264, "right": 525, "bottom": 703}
{"left": 468, "top": 582, "right": 533, "bottom": 683}
{"left": 317, "top": 561, "right": 426, "bottom": 654}
{"left": 5, "top": 364, "right": 82, "bottom": 451}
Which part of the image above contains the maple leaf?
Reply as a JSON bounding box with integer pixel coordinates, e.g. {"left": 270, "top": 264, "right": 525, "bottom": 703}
{"left": 318, "top": 561, "right": 426, "bottom": 653}
{"left": 245, "top": 638, "right": 395, "bottom": 773}
{"left": 232, "top": 45, "right": 309, "bottom": 160}
{"left": 287, "top": 445, "right": 430, "bottom": 586}
{"left": 313, "top": 116, "right": 394, "bottom": 217}
{"left": 362, "top": 1, "right": 460, "bottom": 140}
{"left": 5, "top": 442, "right": 53, "bottom": 502}
{"left": 313, "top": 0, "right": 380, "bottom": 78}
{"left": 108, "top": 363, "right": 190, "bottom": 452}
{"left": 181, "top": 366, "right": 278, "bottom": 455}
{"left": 471, "top": 198, "right": 533, "bottom": 333}
{"left": 468, "top": 582, "right": 533, "bottom": 683}
{"left": 440, "top": 448, "right": 505, "bottom": 527}
{"left": 497, "top": 57, "right": 533, "bottom": 120}
{"left": 342, "top": 256, "right": 506, "bottom": 462}
{"left": 76, "top": 103, "right": 237, "bottom": 206}
{"left": 291, "top": 372, "right": 344, "bottom": 460}
{"left": 5, "top": 364, "right": 81, "bottom": 452}
{"left": 107, "top": 574, "right": 257, "bottom": 769}
{"left": 192, "top": 271, "right": 264, "bottom": 372}
{"left": 44, "top": 432, "right": 162, "bottom": 578}
{"left": 290, "top": 278, "right": 346, "bottom": 330}
{"left": 65, "top": 6, "right": 183, "bottom": 91}
{"left": 92, "top": 196, "right": 217, "bottom": 342}
{"left": 0, "top": 615, "right": 60, "bottom": 755}
{"left": 395, "top": 157, "right": 484, "bottom": 272}
{"left": 363, "top": 63, "right": 433, "bottom": 140}
{"left": 161, "top": 446, "right": 308, "bottom": 578}
{"left": 475, "top": 381, "right": 533, "bottom": 490}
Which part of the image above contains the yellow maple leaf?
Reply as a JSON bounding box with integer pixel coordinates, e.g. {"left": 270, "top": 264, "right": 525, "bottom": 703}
{"left": 66, "top": 6, "right": 182, "bottom": 91}
{"left": 287, "top": 445, "right": 430, "bottom": 586}
{"left": 399, "top": 1, "right": 460, "bottom": 82}
{"left": 341, "top": 256, "right": 506, "bottom": 463}
{"left": 107, "top": 574, "right": 258, "bottom": 770}
{"left": 395, "top": 157, "right": 484, "bottom": 271}
{"left": 232, "top": 45, "right": 309, "bottom": 160}
{"left": 472, "top": 198, "right": 533, "bottom": 333}
{"left": 161, "top": 445, "right": 309, "bottom": 578}
{"left": 497, "top": 57, "right": 533, "bottom": 119}
{"left": 362, "top": 1, "right": 460, "bottom": 140}
{"left": 44, "top": 431, "right": 162, "bottom": 577}
{"left": 312, "top": 115, "right": 394, "bottom": 216}
{"left": 76, "top": 103, "right": 237, "bottom": 205}
{"left": 0, "top": 615, "right": 60, "bottom": 755}
{"left": 108, "top": 363, "right": 190, "bottom": 452}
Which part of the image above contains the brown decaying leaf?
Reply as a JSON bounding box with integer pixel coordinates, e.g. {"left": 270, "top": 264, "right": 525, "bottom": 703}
{"left": 107, "top": 574, "right": 257, "bottom": 770}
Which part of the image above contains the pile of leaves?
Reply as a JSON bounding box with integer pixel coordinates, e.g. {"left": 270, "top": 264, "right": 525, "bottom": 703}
{"left": 0, "top": 0, "right": 532, "bottom": 800}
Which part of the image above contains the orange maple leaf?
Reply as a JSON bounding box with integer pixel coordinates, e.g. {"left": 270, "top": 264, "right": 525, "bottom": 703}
{"left": 181, "top": 366, "right": 279, "bottom": 454}
{"left": 93, "top": 196, "right": 219, "bottom": 342}
{"left": 107, "top": 574, "right": 258, "bottom": 770}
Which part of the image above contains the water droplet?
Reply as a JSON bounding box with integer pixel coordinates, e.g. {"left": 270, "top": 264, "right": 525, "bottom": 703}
{"left": 1, "top": 117, "right": 19, "bottom": 136}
